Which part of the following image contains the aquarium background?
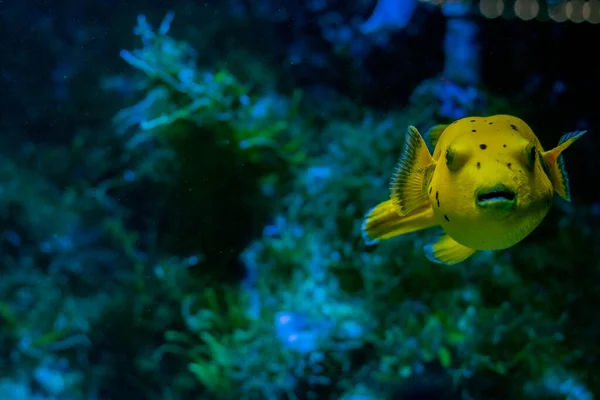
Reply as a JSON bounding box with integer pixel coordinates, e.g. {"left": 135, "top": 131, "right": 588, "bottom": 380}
{"left": 0, "top": 0, "right": 599, "bottom": 399}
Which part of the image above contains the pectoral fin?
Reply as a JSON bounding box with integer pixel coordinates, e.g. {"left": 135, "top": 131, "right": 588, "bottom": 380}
{"left": 542, "top": 130, "right": 586, "bottom": 201}
{"left": 424, "top": 234, "right": 476, "bottom": 265}
{"left": 390, "top": 126, "right": 436, "bottom": 216}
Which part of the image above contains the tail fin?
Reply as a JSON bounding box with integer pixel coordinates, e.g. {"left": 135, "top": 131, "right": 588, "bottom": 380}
{"left": 542, "top": 130, "right": 586, "bottom": 201}
{"left": 361, "top": 199, "right": 437, "bottom": 245}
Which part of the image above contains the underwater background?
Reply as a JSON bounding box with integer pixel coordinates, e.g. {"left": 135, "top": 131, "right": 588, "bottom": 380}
{"left": 0, "top": 0, "right": 599, "bottom": 399}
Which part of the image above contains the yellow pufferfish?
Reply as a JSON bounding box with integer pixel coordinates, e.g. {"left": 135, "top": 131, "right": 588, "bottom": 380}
{"left": 361, "top": 115, "right": 586, "bottom": 265}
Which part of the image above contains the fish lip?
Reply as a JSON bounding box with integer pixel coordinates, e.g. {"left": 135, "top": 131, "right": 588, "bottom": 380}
{"left": 476, "top": 185, "right": 517, "bottom": 209}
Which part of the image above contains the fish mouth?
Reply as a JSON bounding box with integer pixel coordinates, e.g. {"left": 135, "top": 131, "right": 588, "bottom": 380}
{"left": 476, "top": 185, "right": 517, "bottom": 210}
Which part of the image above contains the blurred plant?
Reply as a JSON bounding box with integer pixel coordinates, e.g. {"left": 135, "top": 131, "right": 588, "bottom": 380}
{"left": 101, "top": 12, "right": 311, "bottom": 267}
{"left": 0, "top": 156, "right": 127, "bottom": 398}
{"left": 105, "top": 11, "right": 307, "bottom": 168}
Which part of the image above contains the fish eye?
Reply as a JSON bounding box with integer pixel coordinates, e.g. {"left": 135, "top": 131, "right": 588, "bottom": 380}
{"left": 526, "top": 143, "right": 537, "bottom": 170}
{"left": 539, "top": 152, "right": 551, "bottom": 178}
{"left": 445, "top": 144, "right": 469, "bottom": 172}
{"left": 445, "top": 148, "right": 454, "bottom": 165}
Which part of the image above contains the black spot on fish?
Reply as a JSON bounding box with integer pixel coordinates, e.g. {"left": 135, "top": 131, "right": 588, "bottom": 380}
{"left": 470, "top": 119, "right": 475, "bottom": 122}
{"left": 489, "top": 122, "right": 493, "bottom": 125}
{"left": 507, "top": 163, "right": 512, "bottom": 168}
{"left": 476, "top": 162, "right": 480, "bottom": 169}
{"left": 444, "top": 214, "right": 450, "bottom": 221}
{"left": 503, "top": 144, "right": 507, "bottom": 147}
{"left": 437, "top": 199, "right": 440, "bottom": 208}
{"left": 511, "top": 124, "right": 518, "bottom": 131}
{"left": 436, "top": 191, "right": 440, "bottom": 208}
{"left": 480, "top": 144, "right": 487, "bottom": 150}
{"left": 472, "top": 129, "right": 477, "bottom": 132}
{"left": 429, "top": 187, "right": 432, "bottom": 194}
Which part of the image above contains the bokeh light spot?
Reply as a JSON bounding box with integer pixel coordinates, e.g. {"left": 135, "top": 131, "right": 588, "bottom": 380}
{"left": 584, "top": 0, "right": 600, "bottom": 23}
{"left": 480, "top": 0, "right": 505, "bottom": 18}
{"left": 549, "top": 1, "right": 569, "bottom": 21}
{"left": 515, "top": 0, "right": 540, "bottom": 20}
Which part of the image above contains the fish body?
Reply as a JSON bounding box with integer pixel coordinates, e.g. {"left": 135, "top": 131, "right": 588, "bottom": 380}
{"left": 362, "top": 115, "right": 586, "bottom": 265}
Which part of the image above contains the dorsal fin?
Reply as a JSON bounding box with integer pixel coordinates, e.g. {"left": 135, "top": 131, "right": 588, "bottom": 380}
{"left": 390, "top": 126, "right": 436, "bottom": 216}
{"left": 425, "top": 124, "right": 448, "bottom": 151}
